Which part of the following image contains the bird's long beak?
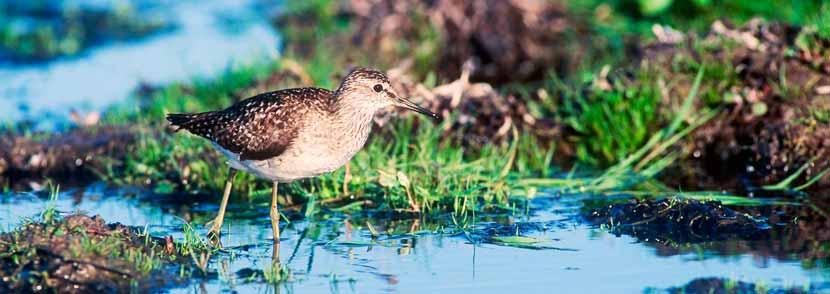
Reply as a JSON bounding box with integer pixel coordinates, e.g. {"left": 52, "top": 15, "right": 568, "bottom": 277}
{"left": 386, "top": 90, "right": 440, "bottom": 121}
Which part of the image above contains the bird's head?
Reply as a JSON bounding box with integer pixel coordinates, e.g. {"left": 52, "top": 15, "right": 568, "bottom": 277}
{"left": 335, "top": 67, "right": 439, "bottom": 120}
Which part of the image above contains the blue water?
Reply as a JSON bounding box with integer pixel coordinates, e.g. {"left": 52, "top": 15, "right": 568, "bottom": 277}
{"left": 1, "top": 186, "right": 826, "bottom": 293}
{"left": 0, "top": 0, "right": 280, "bottom": 128}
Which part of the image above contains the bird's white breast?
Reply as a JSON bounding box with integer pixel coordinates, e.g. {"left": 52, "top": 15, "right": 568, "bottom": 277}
{"left": 216, "top": 113, "right": 373, "bottom": 182}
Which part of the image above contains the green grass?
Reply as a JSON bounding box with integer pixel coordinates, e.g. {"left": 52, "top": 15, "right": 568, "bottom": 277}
{"left": 550, "top": 69, "right": 662, "bottom": 166}
{"left": 293, "top": 117, "right": 553, "bottom": 213}
{"left": 5, "top": 1, "right": 829, "bottom": 290}
{"left": 564, "top": 0, "right": 830, "bottom": 71}
{"left": 523, "top": 67, "right": 713, "bottom": 194}
{"left": 112, "top": 106, "right": 553, "bottom": 215}
{"left": 762, "top": 157, "right": 830, "bottom": 192}
{"left": 262, "top": 263, "right": 291, "bottom": 284}
{"left": 281, "top": 0, "right": 346, "bottom": 44}
{"left": 17, "top": 0, "right": 826, "bottom": 216}
{"left": 573, "top": 0, "right": 828, "bottom": 38}
{"left": 90, "top": 51, "right": 556, "bottom": 215}
{"left": 92, "top": 42, "right": 729, "bottom": 216}
{"left": 0, "top": 211, "right": 184, "bottom": 291}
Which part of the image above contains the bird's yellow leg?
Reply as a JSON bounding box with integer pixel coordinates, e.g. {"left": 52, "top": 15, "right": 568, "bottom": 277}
{"left": 271, "top": 238, "right": 280, "bottom": 262}
{"left": 208, "top": 168, "right": 237, "bottom": 241}
{"left": 270, "top": 181, "right": 281, "bottom": 243}
{"left": 343, "top": 162, "right": 352, "bottom": 196}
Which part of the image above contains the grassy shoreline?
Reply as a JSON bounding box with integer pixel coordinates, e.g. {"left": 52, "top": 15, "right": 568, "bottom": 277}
{"left": 2, "top": 1, "right": 830, "bottom": 292}
{"left": 2, "top": 0, "right": 829, "bottom": 211}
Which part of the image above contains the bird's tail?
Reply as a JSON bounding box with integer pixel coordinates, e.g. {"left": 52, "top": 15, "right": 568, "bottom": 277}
{"left": 166, "top": 112, "right": 215, "bottom": 132}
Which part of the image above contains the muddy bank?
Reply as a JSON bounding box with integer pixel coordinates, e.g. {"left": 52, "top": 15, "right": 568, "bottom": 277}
{"left": 4, "top": 11, "right": 827, "bottom": 197}
{"left": 272, "top": 0, "right": 585, "bottom": 145}
{"left": 0, "top": 126, "right": 134, "bottom": 187}
{"left": 644, "top": 199, "right": 830, "bottom": 263}
{"left": 379, "top": 63, "right": 560, "bottom": 145}
{"left": 0, "top": 214, "right": 184, "bottom": 293}
{"left": 276, "top": 0, "right": 593, "bottom": 85}
{"left": 278, "top": 0, "right": 830, "bottom": 192}
{"left": 641, "top": 20, "right": 830, "bottom": 192}
{"left": 584, "top": 198, "right": 769, "bottom": 243}
{"left": 213, "top": 59, "right": 560, "bottom": 147}
{"left": 343, "top": 0, "right": 587, "bottom": 84}
{"left": 584, "top": 196, "right": 830, "bottom": 270}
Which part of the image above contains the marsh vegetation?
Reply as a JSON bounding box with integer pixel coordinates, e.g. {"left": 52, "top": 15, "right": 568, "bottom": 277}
{"left": 1, "top": 0, "right": 829, "bottom": 292}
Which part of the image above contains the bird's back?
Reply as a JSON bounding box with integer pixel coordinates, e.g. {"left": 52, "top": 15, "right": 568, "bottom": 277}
{"left": 166, "top": 87, "right": 334, "bottom": 161}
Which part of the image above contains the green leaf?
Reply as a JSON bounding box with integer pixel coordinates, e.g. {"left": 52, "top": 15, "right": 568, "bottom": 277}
{"left": 639, "top": 0, "right": 673, "bottom": 16}
{"left": 397, "top": 171, "right": 411, "bottom": 188}
{"left": 378, "top": 170, "right": 398, "bottom": 188}
{"left": 153, "top": 180, "right": 174, "bottom": 194}
{"left": 491, "top": 236, "right": 543, "bottom": 244}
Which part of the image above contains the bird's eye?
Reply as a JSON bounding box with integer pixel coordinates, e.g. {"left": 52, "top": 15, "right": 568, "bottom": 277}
{"left": 373, "top": 84, "right": 383, "bottom": 93}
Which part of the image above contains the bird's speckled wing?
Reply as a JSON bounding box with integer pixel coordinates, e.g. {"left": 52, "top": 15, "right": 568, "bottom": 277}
{"left": 168, "top": 88, "right": 333, "bottom": 161}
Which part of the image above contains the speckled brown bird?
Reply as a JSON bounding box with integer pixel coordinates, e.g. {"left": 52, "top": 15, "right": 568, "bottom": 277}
{"left": 166, "top": 67, "right": 438, "bottom": 242}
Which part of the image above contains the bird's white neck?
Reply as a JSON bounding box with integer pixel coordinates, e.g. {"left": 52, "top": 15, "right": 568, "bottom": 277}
{"left": 331, "top": 101, "right": 377, "bottom": 149}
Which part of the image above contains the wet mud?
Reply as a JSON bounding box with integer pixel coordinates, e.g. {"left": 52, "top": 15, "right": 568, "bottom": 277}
{"left": 1, "top": 188, "right": 827, "bottom": 292}
{"left": 646, "top": 199, "right": 830, "bottom": 263}
{"left": 584, "top": 196, "right": 830, "bottom": 271}
{"left": 584, "top": 198, "right": 770, "bottom": 243}
{"left": 0, "top": 126, "right": 134, "bottom": 187}
{"left": 279, "top": 1, "right": 830, "bottom": 191}
{"left": 642, "top": 20, "right": 830, "bottom": 192}
{"left": 0, "top": 214, "right": 184, "bottom": 293}
{"left": 381, "top": 63, "right": 561, "bottom": 145}
{"left": 660, "top": 277, "right": 811, "bottom": 294}
{"left": 341, "top": 0, "right": 583, "bottom": 84}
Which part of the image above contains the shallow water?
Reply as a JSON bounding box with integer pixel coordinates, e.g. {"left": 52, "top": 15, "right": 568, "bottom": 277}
{"left": 0, "top": 0, "right": 280, "bottom": 128}
{"left": 1, "top": 185, "right": 828, "bottom": 293}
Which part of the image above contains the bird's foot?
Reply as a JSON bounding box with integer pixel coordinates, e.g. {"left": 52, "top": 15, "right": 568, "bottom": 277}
{"left": 206, "top": 229, "right": 222, "bottom": 247}
{"left": 205, "top": 219, "right": 224, "bottom": 247}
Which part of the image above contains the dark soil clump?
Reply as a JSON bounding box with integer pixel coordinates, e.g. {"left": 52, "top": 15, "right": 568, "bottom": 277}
{"left": 0, "top": 126, "right": 134, "bottom": 187}
{"left": 273, "top": 0, "right": 573, "bottom": 146}
{"left": 662, "top": 277, "right": 810, "bottom": 294}
{"left": 592, "top": 198, "right": 830, "bottom": 269}
{"left": 642, "top": 19, "right": 830, "bottom": 192}
{"left": 380, "top": 65, "right": 560, "bottom": 145}
{"left": 274, "top": 0, "right": 589, "bottom": 85}
{"left": 342, "top": 0, "right": 582, "bottom": 84}
{"left": 584, "top": 198, "right": 769, "bottom": 243}
{"left": 0, "top": 214, "right": 184, "bottom": 293}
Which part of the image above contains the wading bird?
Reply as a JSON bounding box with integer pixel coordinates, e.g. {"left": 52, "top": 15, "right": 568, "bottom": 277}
{"left": 167, "top": 67, "right": 438, "bottom": 243}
